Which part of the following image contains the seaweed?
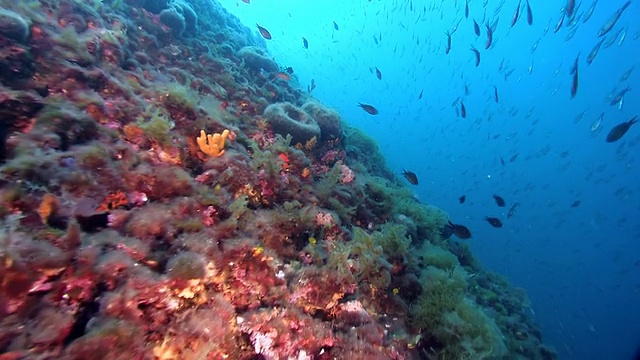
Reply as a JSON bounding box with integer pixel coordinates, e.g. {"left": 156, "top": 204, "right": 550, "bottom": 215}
{"left": 136, "top": 107, "right": 174, "bottom": 146}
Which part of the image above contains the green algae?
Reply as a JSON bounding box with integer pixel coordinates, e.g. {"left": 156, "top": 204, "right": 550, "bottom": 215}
{"left": 136, "top": 107, "right": 174, "bottom": 146}
{"left": 410, "top": 265, "right": 507, "bottom": 359}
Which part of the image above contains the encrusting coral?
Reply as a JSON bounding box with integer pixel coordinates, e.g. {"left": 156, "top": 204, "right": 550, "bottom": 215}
{"left": 0, "top": 0, "right": 557, "bottom": 359}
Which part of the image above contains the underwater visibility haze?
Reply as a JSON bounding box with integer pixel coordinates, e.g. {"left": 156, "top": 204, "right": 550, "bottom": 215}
{"left": 0, "top": 0, "right": 638, "bottom": 358}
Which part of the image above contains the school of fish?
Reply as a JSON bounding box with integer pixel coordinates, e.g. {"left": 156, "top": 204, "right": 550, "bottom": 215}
{"left": 245, "top": 0, "right": 638, "bottom": 241}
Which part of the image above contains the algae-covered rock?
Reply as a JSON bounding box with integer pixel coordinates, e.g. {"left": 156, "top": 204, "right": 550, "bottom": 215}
{"left": 410, "top": 265, "right": 507, "bottom": 359}
{"left": 172, "top": 1, "right": 197, "bottom": 34}
{"left": 159, "top": 7, "right": 185, "bottom": 36}
{"left": 0, "top": 8, "right": 31, "bottom": 44}
{"left": 139, "top": 0, "right": 168, "bottom": 13}
{"left": 238, "top": 46, "right": 278, "bottom": 73}
{"left": 264, "top": 102, "right": 320, "bottom": 144}
{"left": 420, "top": 243, "right": 459, "bottom": 271}
{"left": 159, "top": 1, "right": 197, "bottom": 36}
{"left": 301, "top": 101, "right": 342, "bottom": 140}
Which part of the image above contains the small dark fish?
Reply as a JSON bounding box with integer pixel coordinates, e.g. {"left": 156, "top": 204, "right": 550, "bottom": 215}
{"left": 402, "top": 170, "right": 419, "bottom": 185}
{"left": 571, "top": 54, "right": 579, "bottom": 98}
{"left": 333, "top": 21, "right": 339, "bottom": 30}
{"left": 445, "top": 31, "right": 452, "bottom": 54}
{"left": 485, "top": 216, "right": 503, "bottom": 228}
{"left": 302, "top": 37, "right": 308, "bottom": 49}
{"left": 473, "top": 20, "right": 480, "bottom": 36}
{"left": 493, "top": 85, "right": 499, "bottom": 103}
{"left": 566, "top": 0, "right": 576, "bottom": 17}
{"left": 507, "top": 202, "right": 519, "bottom": 218}
{"left": 509, "top": 153, "right": 519, "bottom": 162}
{"left": 358, "top": 102, "right": 379, "bottom": 115}
{"left": 460, "top": 101, "right": 467, "bottom": 118}
{"left": 447, "top": 220, "right": 472, "bottom": 239}
{"left": 470, "top": 46, "right": 480, "bottom": 67}
{"left": 511, "top": 0, "right": 521, "bottom": 27}
{"left": 571, "top": 200, "right": 581, "bottom": 208}
{"left": 606, "top": 116, "right": 637, "bottom": 142}
{"left": 256, "top": 24, "right": 272, "bottom": 40}
{"left": 570, "top": 54, "right": 579, "bottom": 75}
{"left": 284, "top": 66, "right": 294, "bottom": 74}
{"left": 493, "top": 194, "right": 506, "bottom": 207}
{"left": 375, "top": 67, "right": 382, "bottom": 80}
{"left": 525, "top": 0, "right": 533, "bottom": 25}
{"left": 485, "top": 24, "right": 493, "bottom": 49}
{"left": 465, "top": 0, "right": 469, "bottom": 18}
{"left": 418, "top": 89, "right": 424, "bottom": 99}
{"left": 500, "top": 157, "right": 505, "bottom": 166}
{"left": 459, "top": 195, "right": 466, "bottom": 204}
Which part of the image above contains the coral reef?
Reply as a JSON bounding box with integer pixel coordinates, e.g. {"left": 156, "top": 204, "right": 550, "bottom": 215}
{"left": 0, "top": 0, "right": 557, "bottom": 359}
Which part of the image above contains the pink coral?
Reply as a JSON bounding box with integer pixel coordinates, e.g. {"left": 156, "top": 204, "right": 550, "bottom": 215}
{"left": 339, "top": 164, "right": 355, "bottom": 183}
{"left": 201, "top": 205, "right": 218, "bottom": 226}
{"left": 315, "top": 212, "right": 334, "bottom": 227}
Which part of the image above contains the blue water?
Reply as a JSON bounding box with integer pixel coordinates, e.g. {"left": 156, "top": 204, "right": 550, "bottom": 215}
{"left": 219, "top": 0, "right": 640, "bottom": 359}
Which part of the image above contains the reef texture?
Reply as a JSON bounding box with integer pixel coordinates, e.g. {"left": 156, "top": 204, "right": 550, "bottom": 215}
{"left": 0, "top": 0, "right": 557, "bottom": 359}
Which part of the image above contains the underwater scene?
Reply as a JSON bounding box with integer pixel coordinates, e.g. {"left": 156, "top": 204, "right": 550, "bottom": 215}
{"left": 0, "top": 0, "right": 637, "bottom": 358}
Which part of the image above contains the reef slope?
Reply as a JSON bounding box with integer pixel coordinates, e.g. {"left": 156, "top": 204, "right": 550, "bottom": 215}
{"left": 0, "top": 0, "right": 556, "bottom": 359}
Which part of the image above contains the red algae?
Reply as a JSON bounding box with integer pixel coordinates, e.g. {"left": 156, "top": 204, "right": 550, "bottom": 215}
{"left": 0, "top": 0, "right": 557, "bottom": 358}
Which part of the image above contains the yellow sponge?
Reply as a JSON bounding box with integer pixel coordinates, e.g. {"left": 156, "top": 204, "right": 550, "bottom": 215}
{"left": 196, "top": 129, "right": 229, "bottom": 157}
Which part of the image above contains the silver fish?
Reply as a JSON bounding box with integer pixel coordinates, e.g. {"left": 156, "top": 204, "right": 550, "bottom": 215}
{"left": 574, "top": 110, "right": 587, "bottom": 124}
{"left": 507, "top": 202, "right": 519, "bottom": 218}
{"left": 617, "top": 26, "right": 628, "bottom": 46}
{"left": 543, "top": 19, "right": 551, "bottom": 35}
{"left": 583, "top": 0, "right": 598, "bottom": 23}
{"left": 565, "top": 26, "right": 578, "bottom": 41}
{"left": 603, "top": 27, "right": 625, "bottom": 48}
{"left": 445, "top": 31, "right": 452, "bottom": 54}
{"left": 619, "top": 66, "right": 634, "bottom": 82}
{"left": 597, "top": 0, "right": 632, "bottom": 37}
{"left": 586, "top": 38, "right": 606, "bottom": 65}
{"left": 554, "top": 12, "right": 565, "bottom": 33}
{"left": 590, "top": 113, "right": 604, "bottom": 138}
{"left": 609, "top": 87, "right": 631, "bottom": 106}
{"left": 530, "top": 38, "right": 540, "bottom": 53}
{"left": 485, "top": 24, "right": 493, "bottom": 49}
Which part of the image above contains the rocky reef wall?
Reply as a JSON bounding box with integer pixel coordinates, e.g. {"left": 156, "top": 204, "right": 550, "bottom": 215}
{"left": 0, "top": 0, "right": 556, "bottom": 358}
